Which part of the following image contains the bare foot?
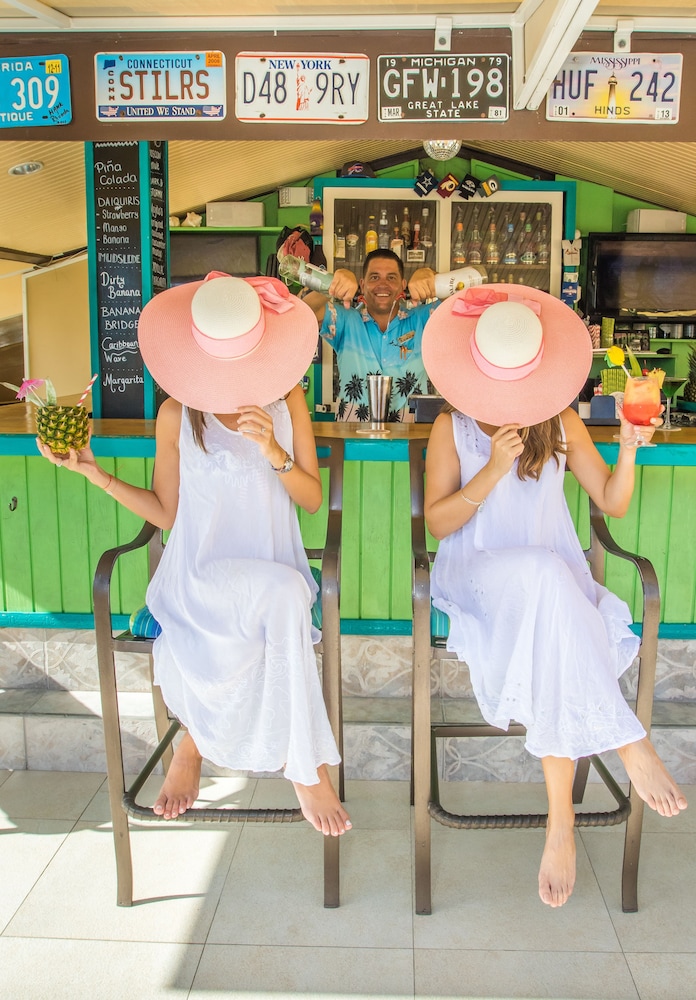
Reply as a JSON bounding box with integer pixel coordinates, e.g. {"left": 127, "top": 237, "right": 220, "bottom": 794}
{"left": 617, "top": 737, "right": 687, "bottom": 817}
{"left": 538, "top": 820, "right": 576, "bottom": 908}
{"left": 292, "top": 764, "right": 352, "bottom": 836}
{"left": 153, "top": 732, "right": 202, "bottom": 819}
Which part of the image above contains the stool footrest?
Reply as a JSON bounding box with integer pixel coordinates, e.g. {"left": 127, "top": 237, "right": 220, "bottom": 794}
{"left": 122, "top": 796, "right": 304, "bottom": 824}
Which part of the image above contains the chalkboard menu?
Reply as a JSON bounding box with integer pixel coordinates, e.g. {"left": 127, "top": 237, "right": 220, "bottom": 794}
{"left": 90, "top": 140, "right": 168, "bottom": 419}
{"left": 149, "top": 141, "right": 167, "bottom": 295}
{"left": 92, "top": 141, "right": 145, "bottom": 417}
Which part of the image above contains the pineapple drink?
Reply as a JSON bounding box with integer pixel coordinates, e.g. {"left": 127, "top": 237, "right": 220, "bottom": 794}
{"left": 1, "top": 377, "right": 92, "bottom": 455}
{"left": 36, "top": 405, "right": 90, "bottom": 454}
{"left": 685, "top": 344, "right": 696, "bottom": 405}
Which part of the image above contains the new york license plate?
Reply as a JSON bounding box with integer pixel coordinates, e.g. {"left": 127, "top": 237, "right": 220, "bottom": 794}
{"left": 235, "top": 52, "right": 369, "bottom": 124}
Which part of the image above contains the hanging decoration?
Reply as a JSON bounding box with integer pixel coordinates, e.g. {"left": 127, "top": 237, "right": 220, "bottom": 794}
{"left": 412, "top": 169, "right": 500, "bottom": 200}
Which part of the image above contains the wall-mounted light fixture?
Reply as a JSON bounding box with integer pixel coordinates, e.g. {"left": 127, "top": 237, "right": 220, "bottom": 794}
{"left": 422, "top": 140, "right": 462, "bottom": 161}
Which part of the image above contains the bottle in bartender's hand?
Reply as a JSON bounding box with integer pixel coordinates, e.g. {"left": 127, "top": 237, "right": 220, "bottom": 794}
{"left": 278, "top": 254, "right": 334, "bottom": 294}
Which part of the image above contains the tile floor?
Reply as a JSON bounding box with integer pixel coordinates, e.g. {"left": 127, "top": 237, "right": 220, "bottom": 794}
{"left": 0, "top": 770, "right": 695, "bottom": 1000}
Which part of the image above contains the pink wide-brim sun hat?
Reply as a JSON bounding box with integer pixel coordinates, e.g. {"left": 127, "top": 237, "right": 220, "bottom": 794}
{"left": 422, "top": 284, "right": 593, "bottom": 426}
{"left": 137, "top": 272, "right": 318, "bottom": 413}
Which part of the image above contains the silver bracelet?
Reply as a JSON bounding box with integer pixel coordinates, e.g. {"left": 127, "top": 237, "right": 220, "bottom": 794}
{"left": 460, "top": 490, "right": 485, "bottom": 511}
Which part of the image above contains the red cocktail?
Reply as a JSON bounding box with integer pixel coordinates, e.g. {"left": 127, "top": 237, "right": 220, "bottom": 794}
{"left": 622, "top": 376, "right": 661, "bottom": 447}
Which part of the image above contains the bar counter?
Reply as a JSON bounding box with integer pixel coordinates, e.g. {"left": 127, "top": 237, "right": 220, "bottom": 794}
{"left": 1, "top": 403, "right": 695, "bottom": 634}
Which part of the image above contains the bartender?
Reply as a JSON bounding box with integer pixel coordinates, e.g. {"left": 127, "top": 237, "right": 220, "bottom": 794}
{"left": 302, "top": 249, "right": 438, "bottom": 422}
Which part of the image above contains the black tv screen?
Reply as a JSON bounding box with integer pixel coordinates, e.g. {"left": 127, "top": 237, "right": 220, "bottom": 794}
{"left": 169, "top": 231, "right": 260, "bottom": 283}
{"left": 587, "top": 233, "right": 696, "bottom": 316}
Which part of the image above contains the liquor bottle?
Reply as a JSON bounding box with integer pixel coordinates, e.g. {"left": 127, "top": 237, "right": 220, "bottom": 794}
{"left": 467, "top": 207, "right": 482, "bottom": 265}
{"left": 346, "top": 207, "right": 360, "bottom": 269}
{"left": 451, "top": 221, "right": 466, "bottom": 267}
{"left": 407, "top": 221, "right": 425, "bottom": 264}
{"left": 278, "top": 254, "right": 334, "bottom": 294}
{"left": 434, "top": 265, "right": 487, "bottom": 299}
{"left": 378, "top": 208, "right": 390, "bottom": 249}
{"left": 420, "top": 206, "right": 434, "bottom": 265}
{"left": 309, "top": 196, "right": 323, "bottom": 237}
{"left": 485, "top": 214, "right": 500, "bottom": 266}
{"left": 535, "top": 211, "right": 549, "bottom": 266}
{"left": 334, "top": 222, "right": 346, "bottom": 267}
{"left": 503, "top": 211, "right": 518, "bottom": 266}
{"left": 520, "top": 213, "right": 536, "bottom": 265}
{"left": 390, "top": 216, "right": 403, "bottom": 259}
{"left": 365, "top": 214, "right": 378, "bottom": 255}
{"left": 357, "top": 218, "right": 365, "bottom": 266}
{"left": 401, "top": 206, "right": 411, "bottom": 248}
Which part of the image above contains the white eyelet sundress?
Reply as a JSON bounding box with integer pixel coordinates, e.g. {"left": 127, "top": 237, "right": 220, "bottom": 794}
{"left": 430, "top": 412, "right": 646, "bottom": 760}
{"left": 146, "top": 402, "right": 341, "bottom": 786}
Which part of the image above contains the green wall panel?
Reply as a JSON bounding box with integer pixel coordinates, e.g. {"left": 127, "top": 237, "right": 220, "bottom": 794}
{"left": 26, "top": 460, "right": 62, "bottom": 612}
{"left": 1, "top": 453, "right": 694, "bottom": 627}
{"left": 0, "top": 456, "right": 32, "bottom": 612}
{"left": 557, "top": 176, "right": 613, "bottom": 236}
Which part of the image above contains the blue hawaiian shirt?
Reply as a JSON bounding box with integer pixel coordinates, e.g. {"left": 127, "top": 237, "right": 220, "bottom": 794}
{"left": 320, "top": 299, "right": 439, "bottom": 421}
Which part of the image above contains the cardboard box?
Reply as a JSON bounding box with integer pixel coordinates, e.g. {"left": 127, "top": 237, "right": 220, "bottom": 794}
{"left": 626, "top": 209, "right": 686, "bottom": 233}
{"left": 205, "top": 201, "right": 265, "bottom": 227}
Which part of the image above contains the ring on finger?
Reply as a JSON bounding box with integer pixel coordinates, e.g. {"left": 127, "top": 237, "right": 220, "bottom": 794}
{"left": 56, "top": 460, "right": 63, "bottom": 468}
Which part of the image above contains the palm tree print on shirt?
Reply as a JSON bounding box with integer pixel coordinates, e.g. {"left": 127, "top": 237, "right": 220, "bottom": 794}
{"left": 395, "top": 371, "right": 420, "bottom": 398}
{"left": 344, "top": 374, "right": 364, "bottom": 403}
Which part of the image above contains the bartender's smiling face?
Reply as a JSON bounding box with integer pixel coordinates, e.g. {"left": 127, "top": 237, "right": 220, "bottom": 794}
{"left": 360, "top": 258, "right": 406, "bottom": 319}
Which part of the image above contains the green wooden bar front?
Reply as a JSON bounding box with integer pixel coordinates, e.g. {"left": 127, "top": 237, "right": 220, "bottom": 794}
{"left": 1, "top": 420, "right": 695, "bottom": 635}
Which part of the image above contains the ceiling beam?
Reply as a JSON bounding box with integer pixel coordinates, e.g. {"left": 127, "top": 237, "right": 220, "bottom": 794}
{"left": 2, "top": 0, "right": 71, "bottom": 29}
{"left": 512, "top": 0, "right": 601, "bottom": 111}
{"left": 0, "top": 247, "right": 52, "bottom": 265}
{"left": 0, "top": 7, "right": 694, "bottom": 35}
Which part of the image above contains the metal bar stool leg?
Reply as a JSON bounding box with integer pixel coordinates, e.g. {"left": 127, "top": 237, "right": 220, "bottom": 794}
{"left": 96, "top": 640, "right": 135, "bottom": 907}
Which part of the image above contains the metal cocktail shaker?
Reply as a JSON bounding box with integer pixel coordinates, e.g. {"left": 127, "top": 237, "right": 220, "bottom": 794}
{"left": 356, "top": 374, "right": 393, "bottom": 435}
{"left": 366, "top": 374, "right": 392, "bottom": 430}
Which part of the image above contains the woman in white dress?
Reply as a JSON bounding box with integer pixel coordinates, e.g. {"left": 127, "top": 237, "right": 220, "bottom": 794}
{"left": 422, "top": 285, "right": 685, "bottom": 907}
{"left": 37, "top": 272, "right": 351, "bottom": 838}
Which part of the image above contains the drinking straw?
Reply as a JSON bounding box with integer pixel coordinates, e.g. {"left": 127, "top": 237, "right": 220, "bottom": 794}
{"left": 604, "top": 347, "right": 631, "bottom": 380}
{"left": 77, "top": 373, "right": 98, "bottom": 407}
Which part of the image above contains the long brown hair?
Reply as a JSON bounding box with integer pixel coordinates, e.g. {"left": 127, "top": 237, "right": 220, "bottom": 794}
{"left": 187, "top": 408, "right": 208, "bottom": 451}
{"left": 441, "top": 403, "right": 565, "bottom": 480}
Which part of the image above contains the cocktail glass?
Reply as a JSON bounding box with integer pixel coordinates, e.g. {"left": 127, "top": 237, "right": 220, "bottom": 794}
{"left": 661, "top": 376, "right": 688, "bottom": 432}
{"left": 621, "top": 375, "right": 662, "bottom": 448}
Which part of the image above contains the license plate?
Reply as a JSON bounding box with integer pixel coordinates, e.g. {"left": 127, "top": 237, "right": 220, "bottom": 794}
{"left": 378, "top": 54, "right": 509, "bottom": 122}
{"left": 0, "top": 53, "right": 72, "bottom": 129}
{"left": 546, "top": 52, "right": 682, "bottom": 124}
{"left": 235, "top": 52, "right": 369, "bottom": 123}
{"left": 95, "top": 51, "right": 226, "bottom": 121}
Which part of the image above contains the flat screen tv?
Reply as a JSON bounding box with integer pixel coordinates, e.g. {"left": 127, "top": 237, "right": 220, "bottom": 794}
{"left": 169, "top": 231, "right": 260, "bottom": 283}
{"left": 586, "top": 232, "right": 696, "bottom": 318}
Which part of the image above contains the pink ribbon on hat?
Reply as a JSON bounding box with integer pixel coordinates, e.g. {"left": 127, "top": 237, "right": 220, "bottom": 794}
{"left": 191, "top": 273, "right": 294, "bottom": 360}
{"left": 450, "top": 287, "right": 542, "bottom": 318}
{"left": 451, "top": 287, "right": 544, "bottom": 383}
{"left": 245, "top": 275, "right": 294, "bottom": 314}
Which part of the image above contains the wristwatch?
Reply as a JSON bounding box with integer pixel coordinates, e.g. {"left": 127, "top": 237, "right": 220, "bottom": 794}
{"left": 270, "top": 451, "right": 295, "bottom": 474}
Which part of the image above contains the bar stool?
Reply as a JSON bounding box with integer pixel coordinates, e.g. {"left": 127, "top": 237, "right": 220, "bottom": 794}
{"left": 409, "top": 439, "right": 660, "bottom": 914}
{"left": 94, "top": 437, "right": 345, "bottom": 908}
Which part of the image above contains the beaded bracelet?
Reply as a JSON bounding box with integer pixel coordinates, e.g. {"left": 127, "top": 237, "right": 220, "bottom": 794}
{"left": 460, "top": 490, "right": 485, "bottom": 511}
